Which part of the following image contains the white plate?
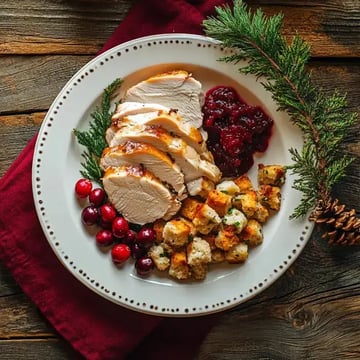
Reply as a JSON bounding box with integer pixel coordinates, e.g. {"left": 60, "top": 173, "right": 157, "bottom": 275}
{"left": 32, "top": 34, "right": 313, "bottom": 317}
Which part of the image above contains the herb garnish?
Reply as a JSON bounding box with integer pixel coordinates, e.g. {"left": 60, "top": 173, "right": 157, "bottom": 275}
{"left": 73, "top": 78, "right": 122, "bottom": 184}
{"left": 203, "top": 0, "right": 357, "bottom": 219}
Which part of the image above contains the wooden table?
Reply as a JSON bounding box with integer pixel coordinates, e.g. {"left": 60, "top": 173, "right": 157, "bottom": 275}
{"left": 1, "top": 1, "right": 359, "bottom": 358}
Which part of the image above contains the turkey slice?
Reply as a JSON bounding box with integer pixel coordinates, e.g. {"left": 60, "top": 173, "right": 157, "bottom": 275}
{"left": 124, "top": 70, "right": 203, "bottom": 128}
{"left": 100, "top": 141, "right": 186, "bottom": 198}
{"left": 103, "top": 165, "right": 179, "bottom": 225}
{"left": 106, "top": 124, "right": 221, "bottom": 183}
{"left": 111, "top": 101, "right": 168, "bottom": 119}
{"left": 112, "top": 105, "right": 212, "bottom": 162}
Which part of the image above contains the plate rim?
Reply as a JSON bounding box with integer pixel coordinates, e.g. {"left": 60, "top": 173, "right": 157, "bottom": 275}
{"left": 32, "top": 33, "right": 314, "bottom": 317}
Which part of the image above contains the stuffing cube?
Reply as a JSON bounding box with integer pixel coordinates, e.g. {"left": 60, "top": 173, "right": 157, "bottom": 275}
{"left": 180, "top": 197, "right": 202, "bottom": 220}
{"left": 240, "top": 219, "right": 264, "bottom": 246}
{"left": 211, "top": 249, "right": 226, "bottom": 263}
{"left": 214, "top": 225, "right": 240, "bottom": 251}
{"left": 186, "top": 177, "right": 215, "bottom": 199}
{"left": 258, "top": 184, "right": 282, "bottom": 211}
{"left": 202, "top": 234, "right": 217, "bottom": 250}
{"left": 148, "top": 243, "right": 171, "bottom": 271}
{"left": 252, "top": 203, "right": 270, "bottom": 223}
{"left": 258, "top": 164, "right": 286, "bottom": 186}
{"left": 193, "top": 204, "right": 222, "bottom": 235}
{"left": 233, "top": 175, "right": 254, "bottom": 193}
{"left": 216, "top": 180, "right": 240, "bottom": 196}
{"left": 187, "top": 237, "right": 212, "bottom": 267}
{"left": 190, "top": 263, "right": 208, "bottom": 280}
{"left": 153, "top": 219, "right": 166, "bottom": 243}
{"left": 225, "top": 243, "right": 249, "bottom": 264}
{"left": 223, "top": 208, "right": 248, "bottom": 234}
{"left": 169, "top": 251, "right": 190, "bottom": 280}
{"left": 205, "top": 189, "right": 232, "bottom": 217}
{"left": 232, "top": 190, "right": 258, "bottom": 217}
{"left": 163, "top": 217, "right": 195, "bottom": 247}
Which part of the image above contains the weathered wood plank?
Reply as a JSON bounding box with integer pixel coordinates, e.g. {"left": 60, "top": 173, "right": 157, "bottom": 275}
{"left": 0, "top": 293, "right": 55, "bottom": 338}
{"left": 0, "top": 0, "right": 134, "bottom": 55}
{"left": 0, "top": 112, "right": 45, "bottom": 177}
{"left": 247, "top": 0, "right": 360, "bottom": 57}
{"left": 0, "top": 339, "right": 77, "bottom": 360}
{"left": 0, "top": 55, "right": 93, "bottom": 114}
{"left": 0, "top": 0, "right": 358, "bottom": 57}
{"left": 0, "top": 263, "right": 22, "bottom": 296}
{"left": 1, "top": 55, "right": 359, "bottom": 114}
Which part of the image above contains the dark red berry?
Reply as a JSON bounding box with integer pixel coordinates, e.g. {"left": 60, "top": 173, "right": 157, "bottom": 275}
{"left": 95, "top": 229, "right": 113, "bottom": 246}
{"left": 100, "top": 204, "right": 117, "bottom": 223}
{"left": 137, "top": 227, "right": 156, "bottom": 246}
{"left": 81, "top": 206, "right": 99, "bottom": 225}
{"left": 112, "top": 216, "right": 129, "bottom": 238}
{"left": 75, "top": 178, "right": 92, "bottom": 198}
{"left": 111, "top": 243, "right": 131, "bottom": 264}
{"left": 89, "top": 188, "right": 106, "bottom": 207}
{"left": 131, "top": 242, "right": 147, "bottom": 260}
{"left": 98, "top": 218, "right": 112, "bottom": 230}
{"left": 122, "top": 229, "right": 137, "bottom": 245}
{"left": 135, "top": 256, "right": 154, "bottom": 276}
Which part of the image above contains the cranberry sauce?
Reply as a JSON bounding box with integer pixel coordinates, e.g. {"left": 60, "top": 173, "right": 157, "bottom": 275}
{"left": 202, "top": 86, "right": 273, "bottom": 177}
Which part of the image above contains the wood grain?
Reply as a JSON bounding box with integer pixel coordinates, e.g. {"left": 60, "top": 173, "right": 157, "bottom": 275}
{"left": 0, "top": 0, "right": 359, "bottom": 57}
{"left": 0, "top": 0, "right": 359, "bottom": 359}
{"left": 0, "top": 55, "right": 93, "bottom": 114}
{"left": 0, "top": 339, "right": 77, "bottom": 360}
{"left": 0, "top": 0, "right": 134, "bottom": 55}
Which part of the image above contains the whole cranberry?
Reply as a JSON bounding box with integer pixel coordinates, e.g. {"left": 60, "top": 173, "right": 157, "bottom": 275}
{"left": 81, "top": 206, "right": 99, "bottom": 225}
{"left": 98, "top": 218, "right": 112, "bottom": 230}
{"left": 131, "top": 242, "right": 147, "bottom": 260}
{"left": 95, "top": 229, "right": 113, "bottom": 246}
{"left": 89, "top": 188, "right": 106, "bottom": 207}
{"left": 122, "top": 229, "right": 137, "bottom": 246}
{"left": 75, "top": 178, "right": 92, "bottom": 198}
{"left": 112, "top": 216, "right": 129, "bottom": 238}
{"left": 137, "top": 227, "right": 156, "bottom": 247}
{"left": 135, "top": 256, "right": 154, "bottom": 276}
{"left": 111, "top": 243, "right": 131, "bottom": 264}
{"left": 99, "top": 204, "right": 117, "bottom": 223}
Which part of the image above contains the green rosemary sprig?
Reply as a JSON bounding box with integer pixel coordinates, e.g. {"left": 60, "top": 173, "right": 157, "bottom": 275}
{"left": 73, "top": 78, "right": 122, "bottom": 184}
{"left": 203, "top": 0, "right": 357, "bottom": 219}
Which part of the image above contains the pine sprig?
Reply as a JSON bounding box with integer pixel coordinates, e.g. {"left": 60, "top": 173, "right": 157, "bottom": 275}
{"left": 203, "top": 0, "right": 357, "bottom": 219}
{"left": 73, "top": 78, "right": 122, "bottom": 184}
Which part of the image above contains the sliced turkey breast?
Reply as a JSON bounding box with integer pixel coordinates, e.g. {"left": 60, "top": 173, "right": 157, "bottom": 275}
{"left": 111, "top": 101, "right": 168, "bottom": 121}
{"left": 103, "top": 165, "right": 179, "bottom": 225}
{"left": 112, "top": 108, "right": 212, "bottom": 162}
{"left": 163, "top": 199, "right": 182, "bottom": 221}
{"left": 124, "top": 70, "right": 203, "bottom": 128}
{"left": 106, "top": 124, "right": 221, "bottom": 183}
{"left": 100, "top": 141, "right": 186, "bottom": 197}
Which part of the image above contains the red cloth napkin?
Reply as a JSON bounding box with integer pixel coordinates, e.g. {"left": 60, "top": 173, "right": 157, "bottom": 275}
{"left": 0, "top": 1, "right": 232, "bottom": 359}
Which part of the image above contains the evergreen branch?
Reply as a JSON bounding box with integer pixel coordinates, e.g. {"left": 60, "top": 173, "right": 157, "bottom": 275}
{"left": 73, "top": 78, "right": 122, "bottom": 184}
{"left": 203, "top": 0, "right": 357, "bottom": 218}
{"left": 79, "top": 151, "right": 103, "bottom": 182}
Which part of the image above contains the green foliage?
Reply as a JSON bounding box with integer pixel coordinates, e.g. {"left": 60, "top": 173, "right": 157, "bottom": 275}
{"left": 73, "top": 78, "right": 122, "bottom": 184}
{"left": 203, "top": 0, "right": 357, "bottom": 218}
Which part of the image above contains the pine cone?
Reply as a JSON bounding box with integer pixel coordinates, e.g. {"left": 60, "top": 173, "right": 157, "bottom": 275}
{"left": 310, "top": 197, "right": 360, "bottom": 245}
